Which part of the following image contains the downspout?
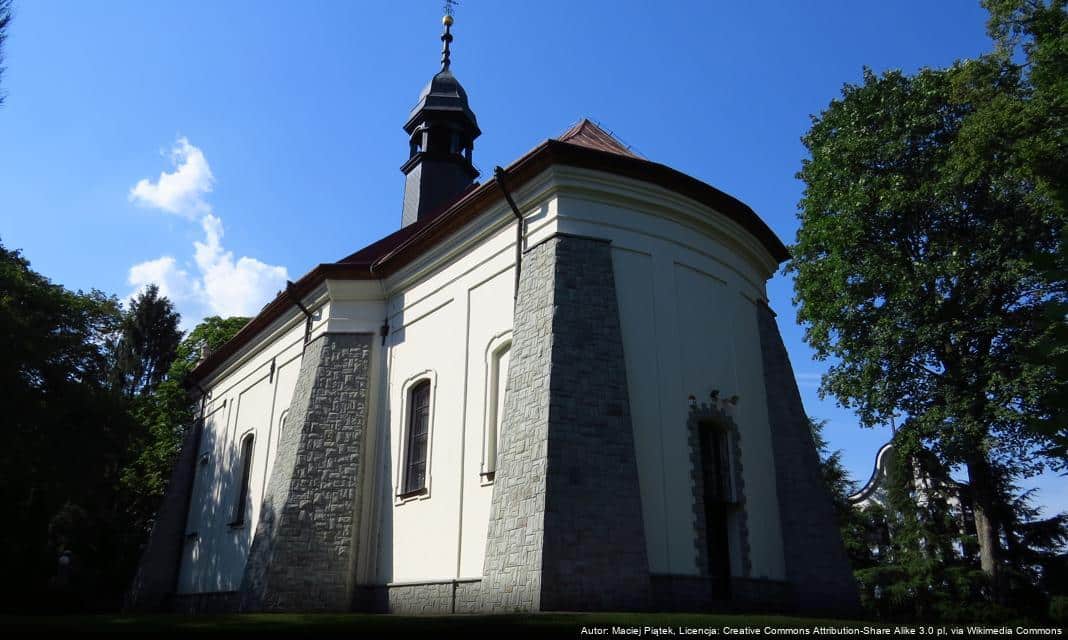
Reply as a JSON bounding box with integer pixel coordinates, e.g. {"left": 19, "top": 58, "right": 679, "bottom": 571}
{"left": 493, "top": 166, "right": 524, "bottom": 304}
{"left": 446, "top": 167, "right": 524, "bottom": 580}
{"left": 285, "top": 280, "right": 315, "bottom": 348}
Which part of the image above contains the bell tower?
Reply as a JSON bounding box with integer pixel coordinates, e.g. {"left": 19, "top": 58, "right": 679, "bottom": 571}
{"left": 400, "top": 12, "right": 481, "bottom": 227}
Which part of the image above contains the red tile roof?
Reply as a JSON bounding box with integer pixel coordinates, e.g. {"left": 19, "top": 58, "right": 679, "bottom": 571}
{"left": 556, "top": 119, "right": 640, "bottom": 158}
{"left": 188, "top": 119, "right": 788, "bottom": 383}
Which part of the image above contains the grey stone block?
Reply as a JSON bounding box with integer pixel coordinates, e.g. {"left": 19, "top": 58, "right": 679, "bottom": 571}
{"left": 239, "top": 332, "right": 373, "bottom": 612}
{"left": 756, "top": 301, "right": 861, "bottom": 616}
{"left": 380, "top": 579, "right": 483, "bottom": 615}
{"left": 480, "top": 234, "right": 652, "bottom": 612}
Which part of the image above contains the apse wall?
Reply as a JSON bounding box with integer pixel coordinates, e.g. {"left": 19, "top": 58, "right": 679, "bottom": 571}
{"left": 552, "top": 167, "right": 787, "bottom": 582}
{"left": 372, "top": 164, "right": 788, "bottom": 585}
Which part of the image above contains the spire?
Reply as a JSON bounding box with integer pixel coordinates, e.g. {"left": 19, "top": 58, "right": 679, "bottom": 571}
{"left": 441, "top": 14, "right": 454, "bottom": 70}
{"left": 441, "top": 0, "right": 457, "bottom": 69}
{"left": 399, "top": 3, "right": 481, "bottom": 228}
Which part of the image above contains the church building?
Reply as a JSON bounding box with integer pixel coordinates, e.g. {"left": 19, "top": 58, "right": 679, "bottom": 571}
{"left": 129, "top": 13, "right": 859, "bottom": 616}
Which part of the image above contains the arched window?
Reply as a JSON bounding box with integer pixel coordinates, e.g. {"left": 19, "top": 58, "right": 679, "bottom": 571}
{"left": 402, "top": 380, "right": 431, "bottom": 495}
{"left": 231, "top": 433, "right": 255, "bottom": 526}
{"left": 481, "top": 340, "right": 511, "bottom": 481}
{"left": 277, "top": 410, "right": 289, "bottom": 442}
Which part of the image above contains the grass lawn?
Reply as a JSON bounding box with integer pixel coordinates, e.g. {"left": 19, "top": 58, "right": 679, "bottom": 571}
{"left": 0, "top": 611, "right": 874, "bottom": 635}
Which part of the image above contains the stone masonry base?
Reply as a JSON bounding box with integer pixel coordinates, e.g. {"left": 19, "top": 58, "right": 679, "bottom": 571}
{"left": 650, "top": 575, "right": 793, "bottom": 613}
{"left": 479, "top": 233, "right": 652, "bottom": 613}
{"left": 170, "top": 576, "right": 793, "bottom": 615}
{"left": 756, "top": 301, "right": 862, "bottom": 616}
{"left": 239, "top": 332, "right": 373, "bottom": 612}
{"left": 353, "top": 579, "right": 483, "bottom": 614}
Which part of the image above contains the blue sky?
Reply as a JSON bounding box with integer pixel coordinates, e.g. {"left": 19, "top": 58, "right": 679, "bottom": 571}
{"left": 1, "top": 1, "right": 1063, "bottom": 510}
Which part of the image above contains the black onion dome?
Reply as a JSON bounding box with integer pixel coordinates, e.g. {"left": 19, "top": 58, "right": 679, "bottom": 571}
{"left": 405, "top": 68, "right": 480, "bottom": 135}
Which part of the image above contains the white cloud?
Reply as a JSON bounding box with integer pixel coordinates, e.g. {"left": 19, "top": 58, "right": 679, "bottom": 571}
{"left": 127, "top": 138, "right": 288, "bottom": 326}
{"left": 191, "top": 214, "right": 288, "bottom": 317}
{"left": 129, "top": 137, "right": 214, "bottom": 218}
{"left": 127, "top": 255, "right": 200, "bottom": 303}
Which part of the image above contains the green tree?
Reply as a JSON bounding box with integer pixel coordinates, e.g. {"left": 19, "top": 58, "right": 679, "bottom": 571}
{"left": 853, "top": 437, "right": 990, "bottom": 621}
{"left": 809, "top": 417, "right": 881, "bottom": 571}
{"left": 0, "top": 233, "right": 250, "bottom": 611}
{"left": 984, "top": 0, "right": 1068, "bottom": 469}
{"left": 0, "top": 239, "right": 133, "bottom": 610}
{"left": 0, "top": 238, "right": 239, "bottom": 611}
{"left": 0, "top": 0, "right": 11, "bottom": 106}
{"left": 789, "top": 8, "right": 1065, "bottom": 590}
{"left": 120, "top": 315, "right": 248, "bottom": 528}
{"left": 110, "top": 284, "right": 182, "bottom": 398}
{"left": 993, "top": 470, "right": 1068, "bottom": 614}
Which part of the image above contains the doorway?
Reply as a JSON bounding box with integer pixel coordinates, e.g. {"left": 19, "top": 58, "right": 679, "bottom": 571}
{"left": 699, "top": 424, "right": 732, "bottom": 598}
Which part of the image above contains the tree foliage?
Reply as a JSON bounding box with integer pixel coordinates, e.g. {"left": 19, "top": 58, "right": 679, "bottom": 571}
{"left": 120, "top": 315, "right": 247, "bottom": 526}
{"left": 110, "top": 284, "right": 181, "bottom": 398}
{"left": 790, "top": 58, "right": 1062, "bottom": 467}
{"left": 809, "top": 417, "right": 882, "bottom": 570}
{"left": 0, "top": 240, "right": 131, "bottom": 610}
{"left": 0, "top": 237, "right": 248, "bottom": 612}
{"left": 984, "top": 0, "right": 1068, "bottom": 467}
{"left": 846, "top": 436, "right": 1068, "bottom": 621}
{"left": 0, "top": 0, "right": 11, "bottom": 106}
{"left": 789, "top": 0, "right": 1066, "bottom": 593}
{"left": 853, "top": 438, "right": 993, "bottom": 622}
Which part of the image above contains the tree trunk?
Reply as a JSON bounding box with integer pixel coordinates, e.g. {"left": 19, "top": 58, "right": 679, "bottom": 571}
{"left": 965, "top": 453, "right": 1002, "bottom": 599}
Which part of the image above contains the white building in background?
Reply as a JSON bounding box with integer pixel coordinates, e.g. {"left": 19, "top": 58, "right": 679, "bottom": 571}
{"left": 849, "top": 442, "right": 898, "bottom": 511}
{"left": 129, "top": 13, "right": 859, "bottom": 616}
{"left": 849, "top": 441, "right": 975, "bottom": 557}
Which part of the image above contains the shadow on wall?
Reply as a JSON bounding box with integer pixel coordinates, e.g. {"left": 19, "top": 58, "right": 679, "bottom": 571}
{"left": 375, "top": 337, "right": 398, "bottom": 589}
{"left": 181, "top": 417, "right": 253, "bottom": 594}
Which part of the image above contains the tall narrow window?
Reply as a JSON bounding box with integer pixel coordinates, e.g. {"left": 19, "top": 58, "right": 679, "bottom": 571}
{"left": 231, "top": 433, "right": 254, "bottom": 526}
{"left": 403, "top": 381, "right": 431, "bottom": 495}
{"left": 482, "top": 341, "right": 511, "bottom": 480}
{"left": 699, "top": 425, "right": 732, "bottom": 596}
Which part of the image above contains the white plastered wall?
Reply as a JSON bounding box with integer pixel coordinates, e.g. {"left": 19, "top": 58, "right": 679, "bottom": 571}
{"left": 177, "top": 299, "right": 327, "bottom": 593}
{"left": 369, "top": 164, "right": 785, "bottom": 584}
{"left": 180, "top": 161, "right": 788, "bottom": 591}
{"left": 370, "top": 176, "right": 557, "bottom": 583}
{"left": 550, "top": 165, "right": 786, "bottom": 581}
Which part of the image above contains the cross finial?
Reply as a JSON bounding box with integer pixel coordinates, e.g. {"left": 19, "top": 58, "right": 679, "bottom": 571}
{"left": 441, "top": 1, "right": 458, "bottom": 70}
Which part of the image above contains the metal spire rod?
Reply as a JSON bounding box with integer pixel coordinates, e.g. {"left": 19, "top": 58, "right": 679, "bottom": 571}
{"left": 441, "top": 16, "right": 454, "bottom": 69}
{"left": 441, "top": 0, "right": 458, "bottom": 70}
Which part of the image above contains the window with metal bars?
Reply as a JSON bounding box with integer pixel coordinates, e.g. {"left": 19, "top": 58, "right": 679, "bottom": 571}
{"left": 402, "top": 380, "right": 431, "bottom": 496}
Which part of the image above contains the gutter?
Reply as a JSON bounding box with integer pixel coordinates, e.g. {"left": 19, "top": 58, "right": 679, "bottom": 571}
{"left": 285, "top": 280, "right": 315, "bottom": 347}
{"left": 493, "top": 166, "right": 525, "bottom": 303}
{"left": 190, "top": 140, "right": 787, "bottom": 384}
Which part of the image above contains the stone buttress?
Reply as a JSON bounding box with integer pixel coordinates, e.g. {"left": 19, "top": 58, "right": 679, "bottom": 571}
{"left": 126, "top": 412, "right": 205, "bottom": 612}
{"left": 756, "top": 301, "right": 861, "bottom": 616}
{"left": 239, "top": 332, "right": 373, "bottom": 612}
{"left": 479, "top": 233, "right": 652, "bottom": 612}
